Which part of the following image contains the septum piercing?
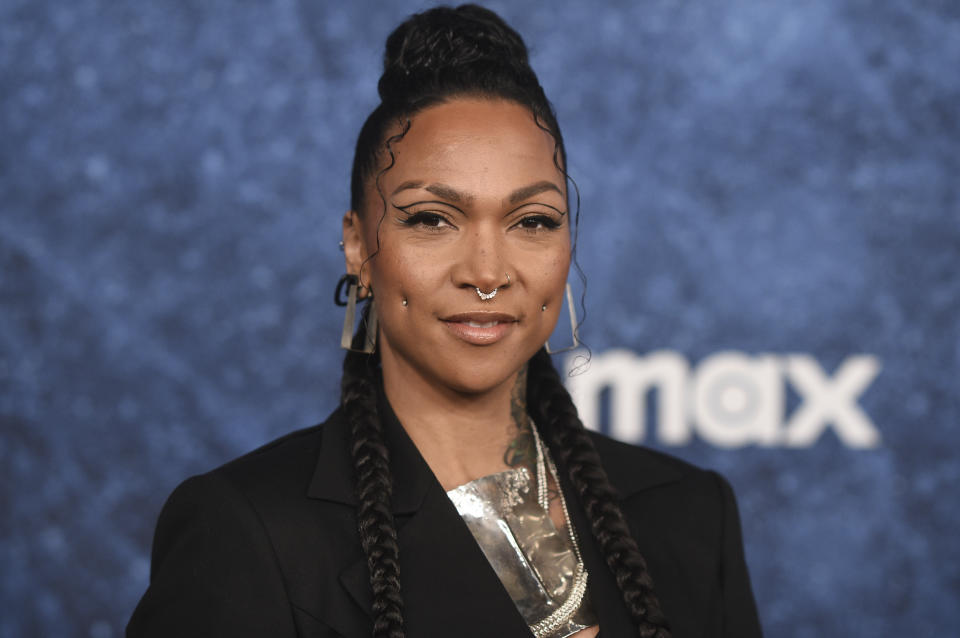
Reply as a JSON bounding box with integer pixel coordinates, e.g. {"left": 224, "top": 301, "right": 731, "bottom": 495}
{"left": 476, "top": 287, "right": 498, "bottom": 300}
{"left": 476, "top": 272, "right": 511, "bottom": 301}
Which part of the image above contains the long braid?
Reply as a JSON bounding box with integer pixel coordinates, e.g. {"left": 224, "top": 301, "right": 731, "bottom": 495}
{"left": 341, "top": 311, "right": 405, "bottom": 638}
{"left": 528, "top": 348, "right": 672, "bottom": 638}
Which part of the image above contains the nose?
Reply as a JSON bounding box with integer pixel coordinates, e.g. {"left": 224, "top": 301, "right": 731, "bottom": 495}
{"left": 451, "top": 224, "right": 508, "bottom": 294}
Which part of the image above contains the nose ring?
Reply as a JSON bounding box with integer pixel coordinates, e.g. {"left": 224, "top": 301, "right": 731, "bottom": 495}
{"left": 476, "top": 272, "right": 511, "bottom": 300}
{"left": 476, "top": 287, "right": 498, "bottom": 300}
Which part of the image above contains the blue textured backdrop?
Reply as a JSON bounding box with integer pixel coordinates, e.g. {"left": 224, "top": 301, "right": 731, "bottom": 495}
{"left": 2, "top": 1, "right": 958, "bottom": 636}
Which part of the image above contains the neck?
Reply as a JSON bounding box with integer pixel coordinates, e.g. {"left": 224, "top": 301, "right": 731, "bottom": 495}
{"left": 382, "top": 360, "right": 534, "bottom": 491}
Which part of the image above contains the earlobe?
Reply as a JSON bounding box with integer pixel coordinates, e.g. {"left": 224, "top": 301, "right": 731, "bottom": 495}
{"left": 341, "top": 210, "right": 372, "bottom": 297}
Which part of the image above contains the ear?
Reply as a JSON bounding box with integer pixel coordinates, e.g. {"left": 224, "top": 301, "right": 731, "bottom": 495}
{"left": 342, "top": 210, "right": 372, "bottom": 298}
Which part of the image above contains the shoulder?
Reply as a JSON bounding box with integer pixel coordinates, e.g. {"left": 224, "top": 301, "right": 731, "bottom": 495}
{"left": 583, "top": 432, "right": 762, "bottom": 635}
{"left": 587, "top": 429, "right": 722, "bottom": 496}
{"left": 156, "top": 409, "right": 349, "bottom": 536}
{"left": 129, "top": 418, "right": 348, "bottom": 636}
{"left": 585, "top": 429, "right": 741, "bottom": 538}
{"left": 214, "top": 421, "right": 327, "bottom": 493}
{"left": 587, "top": 429, "right": 700, "bottom": 477}
{"left": 148, "top": 419, "right": 331, "bottom": 544}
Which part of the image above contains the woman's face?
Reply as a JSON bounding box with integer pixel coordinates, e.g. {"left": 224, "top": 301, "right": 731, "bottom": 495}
{"left": 343, "top": 98, "right": 570, "bottom": 395}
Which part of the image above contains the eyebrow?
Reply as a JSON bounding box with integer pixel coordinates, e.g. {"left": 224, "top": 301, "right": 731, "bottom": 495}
{"left": 390, "top": 180, "right": 563, "bottom": 205}
{"left": 391, "top": 181, "right": 472, "bottom": 203}
{"left": 508, "top": 180, "right": 564, "bottom": 204}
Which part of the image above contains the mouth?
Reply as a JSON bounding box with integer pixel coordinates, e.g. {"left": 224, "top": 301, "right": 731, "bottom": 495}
{"left": 441, "top": 312, "right": 518, "bottom": 345}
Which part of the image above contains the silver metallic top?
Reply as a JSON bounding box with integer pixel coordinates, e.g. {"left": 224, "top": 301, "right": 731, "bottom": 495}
{"left": 447, "top": 464, "right": 598, "bottom": 637}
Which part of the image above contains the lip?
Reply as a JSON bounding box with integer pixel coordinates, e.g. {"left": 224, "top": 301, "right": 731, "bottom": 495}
{"left": 441, "top": 312, "right": 518, "bottom": 346}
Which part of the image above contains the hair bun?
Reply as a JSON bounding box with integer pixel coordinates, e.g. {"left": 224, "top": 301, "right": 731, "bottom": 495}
{"left": 378, "top": 4, "right": 534, "bottom": 104}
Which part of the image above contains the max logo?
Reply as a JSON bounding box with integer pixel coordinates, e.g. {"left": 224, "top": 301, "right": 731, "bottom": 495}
{"left": 565, "top": 350, "right": 882, "bottom": 448}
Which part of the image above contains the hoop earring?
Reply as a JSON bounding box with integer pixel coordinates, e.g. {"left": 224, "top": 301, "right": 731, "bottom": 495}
{"left": 335, "top": 274, "right": 378, "bottom": 353}
{"left": 545, "top": 283, "right": 580, "bottom": 354}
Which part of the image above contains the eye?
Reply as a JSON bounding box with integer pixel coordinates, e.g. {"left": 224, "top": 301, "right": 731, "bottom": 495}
{"left": 516, "top": 214, "right": 563, "bottom": 231}
{"left": 401, "top": 211, "right": 455, "bottom": 229}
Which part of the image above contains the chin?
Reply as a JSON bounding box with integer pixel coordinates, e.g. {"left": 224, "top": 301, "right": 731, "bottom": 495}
{"left": 380, "top": 325, "right": 548, "bottom": 395}
{"left": 439, "top": 344, "right": 538, "bottom": 395}
{"left": 445, "top": 367, "right": 516, "bottom": 396}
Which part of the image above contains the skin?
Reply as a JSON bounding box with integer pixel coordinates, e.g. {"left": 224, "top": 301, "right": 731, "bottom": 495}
{"left": 343, "top": 98, "right": 597, "bottom": 636}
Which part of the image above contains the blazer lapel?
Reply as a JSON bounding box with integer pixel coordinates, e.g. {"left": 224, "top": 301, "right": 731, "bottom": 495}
{"left": 391, "top": 485, "right": 532, "bottom": 636}
{"left": 311, "top": 395, "right": 532, "bottom": 637}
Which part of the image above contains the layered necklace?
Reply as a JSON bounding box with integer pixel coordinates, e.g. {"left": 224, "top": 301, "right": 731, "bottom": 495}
{"left": 446, "top": 420, "right": 596, "bottom": 638}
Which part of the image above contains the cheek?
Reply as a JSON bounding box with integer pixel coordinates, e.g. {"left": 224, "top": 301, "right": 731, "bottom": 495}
{"left": 368, "top": 246, "right": 440, "bottom": 305}
{"left": 541, "top": 250, "right": 571, "bottom": 292}
{"left": 527, "top": 251, "right": 570, "bottom": 336}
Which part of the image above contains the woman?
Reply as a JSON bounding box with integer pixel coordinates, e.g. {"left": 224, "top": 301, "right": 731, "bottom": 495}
{"left": 128, "top": 5, "right": 762, "bottom": 638}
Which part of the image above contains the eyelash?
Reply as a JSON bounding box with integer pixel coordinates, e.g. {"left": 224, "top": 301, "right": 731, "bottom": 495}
{"left": 398, "top": 211, "right": 563, "bottom": 232}
{"left": 401, "top": 211, "right": 452, "bottom": 229}
{"left": 516, "top": 215, "right": 562, "bottom": 231}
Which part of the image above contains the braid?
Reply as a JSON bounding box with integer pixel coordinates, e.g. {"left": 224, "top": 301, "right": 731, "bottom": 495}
{"left": 528, "top": 349, "right": 672, "bottom": 638}
{"left": 341, "top": 310, "right": 405, "bottom": 638}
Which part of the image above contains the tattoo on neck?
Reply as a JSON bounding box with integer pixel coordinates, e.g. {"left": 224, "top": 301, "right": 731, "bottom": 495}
{"left": 504, "top": 366, "right": 534, "bottom": 467}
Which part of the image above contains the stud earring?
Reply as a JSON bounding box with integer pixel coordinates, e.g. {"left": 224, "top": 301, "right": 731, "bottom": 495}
{"left": 545, "top": 283, "right": 580, "bottom": 354}
{"left": 334, "top": 274, "right": 377, "bottom": 353}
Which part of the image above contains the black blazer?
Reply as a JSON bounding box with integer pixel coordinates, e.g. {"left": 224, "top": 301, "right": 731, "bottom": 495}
{"left": 128, "top": 398, "right": 762, "bottom": 638}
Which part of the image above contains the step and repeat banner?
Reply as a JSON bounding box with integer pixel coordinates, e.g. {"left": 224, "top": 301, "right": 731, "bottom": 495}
{"left": 2, "top": 1, "right": 957, "bottom": 636}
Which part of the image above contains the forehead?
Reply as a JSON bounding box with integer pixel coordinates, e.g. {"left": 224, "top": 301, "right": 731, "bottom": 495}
{"left": 376, "top": 98, "right": 563, "bottom": 197}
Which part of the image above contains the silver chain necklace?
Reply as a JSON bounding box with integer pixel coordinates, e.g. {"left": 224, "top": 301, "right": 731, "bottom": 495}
{"left": 528, "top": 421, "right": 590, "bottom": 638}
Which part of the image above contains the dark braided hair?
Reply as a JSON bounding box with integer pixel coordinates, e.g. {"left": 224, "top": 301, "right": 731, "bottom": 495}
{"left": 342, "top": 5, "right": 670, "bottom": 637}
{"left": 341, "top": 313, "right": 405, "bottom": 638}
{"left": 527, "top": 348, "right": 671, "bottom": 637}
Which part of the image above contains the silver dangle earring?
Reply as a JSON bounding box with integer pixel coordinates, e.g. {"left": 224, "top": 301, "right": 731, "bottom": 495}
{"left": 545, "top": 283, "right": 580, "bottom": 354}
{"left": 334, "top": 274, "right": 378, "bottom": 353}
